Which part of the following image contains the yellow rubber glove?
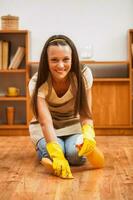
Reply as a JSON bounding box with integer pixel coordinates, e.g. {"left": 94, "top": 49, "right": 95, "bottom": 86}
{"left": 78, "top": 124, "right": 96, "bottom": 157}
{"left": 46, "top": 142, "right": 73, "bottom": 179}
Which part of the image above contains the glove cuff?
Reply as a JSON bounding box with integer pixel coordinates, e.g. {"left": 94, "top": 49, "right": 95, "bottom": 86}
{"left": 82, "top": 124, "right": 95, "bottom": 139}
{"left": 46, "top": 141, "right": 64, "bottom": 159}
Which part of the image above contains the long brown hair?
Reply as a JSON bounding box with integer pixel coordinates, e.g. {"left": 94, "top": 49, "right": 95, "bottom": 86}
{"left": 31, "top": 35, "right": 92, "bottom": 119}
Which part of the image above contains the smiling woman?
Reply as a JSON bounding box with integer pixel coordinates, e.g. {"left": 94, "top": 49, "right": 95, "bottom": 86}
{"left": 28, "top": 34, "right": 104, "bottom": 179}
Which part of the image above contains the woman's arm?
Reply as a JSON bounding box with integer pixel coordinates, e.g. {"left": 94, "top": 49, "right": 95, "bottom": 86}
{"left": 37, "top": 96, "right": 57, "bottom": 143}
{"left": 78, "top": 87, "right": 96, "bottom": 157}
{"left": 37, "top": 96, "right": 73, "bottom": 178}
{"left": 80, "top": 88, "right": 94, "bottom": 126}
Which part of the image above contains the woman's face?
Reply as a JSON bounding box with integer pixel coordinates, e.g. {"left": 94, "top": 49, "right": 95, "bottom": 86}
{"left": 47, "top": 44, "right": 72, "bottom": 82}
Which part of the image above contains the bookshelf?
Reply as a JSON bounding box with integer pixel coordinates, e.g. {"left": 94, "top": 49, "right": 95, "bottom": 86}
{"left": 0, "top": 30, "right": 30, "bottom": 133}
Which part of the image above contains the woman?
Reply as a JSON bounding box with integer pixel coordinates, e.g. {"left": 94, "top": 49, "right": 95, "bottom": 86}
{"left": 29, "top": 35, "right": 104, "bottom": 179}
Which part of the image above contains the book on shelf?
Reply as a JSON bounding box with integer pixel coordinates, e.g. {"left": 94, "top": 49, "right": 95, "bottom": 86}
{"left": 9, "top": 46, "right": 25, "bottom": 69}
{"left": 0, "top": 40, "right": 9, "bottom": 70}
{"left": 2, "top": 41, "right": 9, "bottom": 70}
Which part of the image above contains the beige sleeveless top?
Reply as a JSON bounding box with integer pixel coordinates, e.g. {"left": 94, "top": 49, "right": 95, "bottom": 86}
{"left": 29, "top": 66, "right": 93, "bottom": 145}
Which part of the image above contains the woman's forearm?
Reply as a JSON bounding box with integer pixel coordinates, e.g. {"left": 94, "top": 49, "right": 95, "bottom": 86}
{"left": 37, "top": 96, "right": 57, "bottom": 143}
{"left": 80, "top": 117, "right": 94, "bottom": 127}
{"left": 40, "top": 121, "right": 57, "bottom": 143}
{"left": 80, "top": 88, "right": 94, "bottom": 127}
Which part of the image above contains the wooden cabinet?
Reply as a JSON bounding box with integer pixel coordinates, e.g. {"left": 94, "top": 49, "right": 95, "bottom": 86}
{"left": 81, "top": 60, "right": 131, "bottom": 133}
{"left": 92, "top": 78, "right": 130, "bottom": 127}
{"left": 0, "top": 30, "right": 29, "bottom": 133}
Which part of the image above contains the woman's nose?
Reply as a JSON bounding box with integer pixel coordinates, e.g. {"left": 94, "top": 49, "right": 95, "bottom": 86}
{"left": 57, "top": 61, "right": 64, "bottom": 68}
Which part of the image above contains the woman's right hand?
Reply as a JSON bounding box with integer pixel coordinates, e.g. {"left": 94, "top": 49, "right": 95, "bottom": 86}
{"left": 46, "top": 142, "right": 73, "bottom": 179}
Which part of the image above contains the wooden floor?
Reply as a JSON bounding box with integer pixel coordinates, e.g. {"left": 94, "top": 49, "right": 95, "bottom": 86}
{"left": 0, "top": 136, "right": 133, "bottom": 200}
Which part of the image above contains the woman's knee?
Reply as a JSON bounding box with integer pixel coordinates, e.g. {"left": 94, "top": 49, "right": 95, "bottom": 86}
{"left": 64, "top": 134, "right": 86, "bottom": 166}
{"left": 65, "top": 147, "right": 86, "bottom": 166}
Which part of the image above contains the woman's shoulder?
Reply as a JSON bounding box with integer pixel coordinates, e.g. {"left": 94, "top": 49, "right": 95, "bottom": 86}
{"left": 81, "top": 64, "right": 93, "bottom": 89}
{"left": 81, "top": 64, "right": 92, "bottom": 75}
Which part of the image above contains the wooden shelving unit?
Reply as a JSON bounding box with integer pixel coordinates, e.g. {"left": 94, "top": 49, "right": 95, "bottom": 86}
{"left": 0, "top": 30, "right": 30, "bottom": 133}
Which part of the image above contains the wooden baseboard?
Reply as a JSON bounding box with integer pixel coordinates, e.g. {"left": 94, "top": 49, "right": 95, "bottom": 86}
{"left": 95, "top": 128, "right": 133, "bottom": 136}
{"left": 0, "top": 129, "right": 29, "bottom": 136}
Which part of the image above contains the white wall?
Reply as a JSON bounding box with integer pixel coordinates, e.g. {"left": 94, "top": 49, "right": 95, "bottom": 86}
{"left": 0, "top": 0, "right": 133, "bottom": 61}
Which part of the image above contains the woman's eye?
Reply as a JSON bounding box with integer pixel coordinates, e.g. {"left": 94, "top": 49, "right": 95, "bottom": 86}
{"left": 50, "top": 58, "right": 70, "bottom": 63}
{"left": 63, "top": 58, "right": 70, "bottom": 62}
{"left": 51, "top": 58, "right": 58, "bottom": 62}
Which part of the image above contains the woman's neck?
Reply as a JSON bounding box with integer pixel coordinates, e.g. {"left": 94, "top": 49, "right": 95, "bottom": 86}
{"left": 52, "top": 76, "right": 69, "bottom": 86}
{"left": 51, "top": 76, "right": 70, "bottom": 97}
